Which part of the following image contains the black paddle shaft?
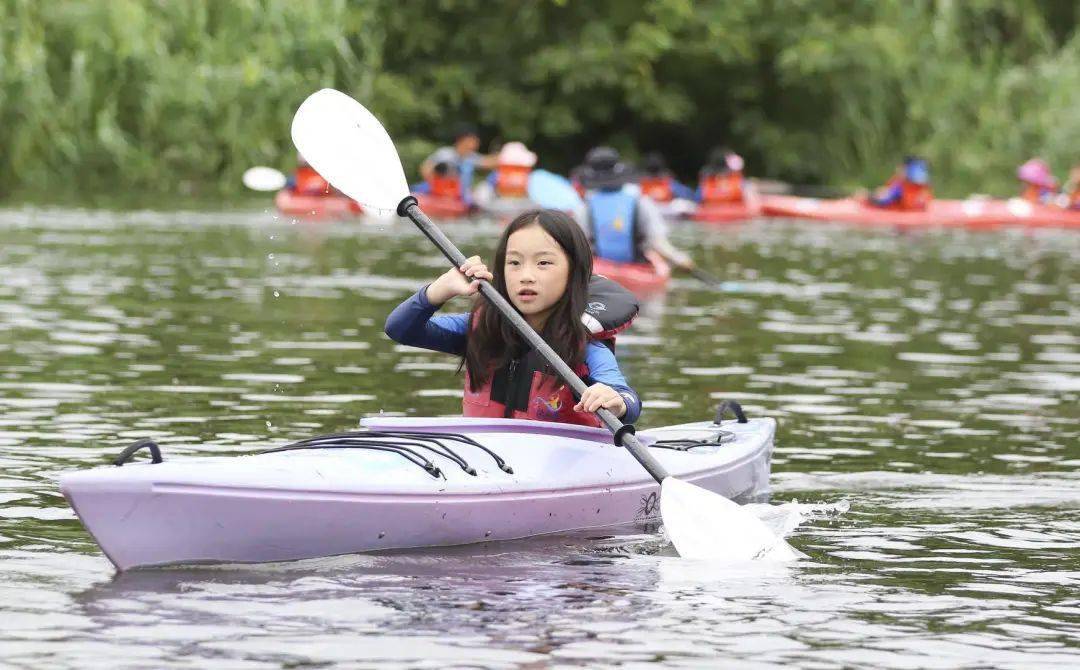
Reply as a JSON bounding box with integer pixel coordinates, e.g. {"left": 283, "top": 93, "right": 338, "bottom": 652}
{"left": 397, "top": 197, "right": 671, "bottom": 484}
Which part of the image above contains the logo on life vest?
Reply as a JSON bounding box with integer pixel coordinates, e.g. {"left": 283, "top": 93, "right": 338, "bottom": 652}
{"left": 586, "top": 301, "right": 607, "bottom": 313}
{"left": 533, "top": 391, "right": 564, "bottom": 420}
{"left": 612, "top": 216, "right": 624, "bottom": 231}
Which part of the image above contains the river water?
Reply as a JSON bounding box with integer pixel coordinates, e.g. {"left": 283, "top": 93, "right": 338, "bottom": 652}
{"left": 0, "top": 207, "right": 1077, "bottom": 668}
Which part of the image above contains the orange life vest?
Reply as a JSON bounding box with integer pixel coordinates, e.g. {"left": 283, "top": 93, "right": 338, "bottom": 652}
{"left": 462, "top": 355, "right": 601, "bottom": 427}
{"left": 899, "top": 181, "right": 931, "bottom": 211}
{"left": 294, "top": 166, "right": 329, "bottom": 195}
{"left": 875, "top": 178, "right": 932, "bottom": 211}
{"left": 1069, "top": 188, "right": 1080, "bottom": 210}
{"left": 639, "top": 176, "right": 674, "bottom": 202}
{"left": 699, "top": 172, "right": 744, "bottom": 204}
{"left": 459, "top": 279, "right": 636, "bottom": 428}
{"left": 494, "top": 165, "right": 531, "bottom": 198}
{"left": 429, "top": 174, "right": 463, "bottom": 199}
{"left": 1021, "top": 184, "right": 1055, "bottom": 205}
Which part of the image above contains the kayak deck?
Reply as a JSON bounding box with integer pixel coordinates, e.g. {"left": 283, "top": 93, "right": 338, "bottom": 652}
{"left": 60, "top": 416, "right": 774, "bottom": 571}
{"left": 593, "top": 256, "right": 671, "bottom": 295}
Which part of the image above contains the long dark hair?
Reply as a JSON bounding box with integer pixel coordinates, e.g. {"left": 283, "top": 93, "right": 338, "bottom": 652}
{"left": 464, "top": 209, "right": 593, "bottom": 391}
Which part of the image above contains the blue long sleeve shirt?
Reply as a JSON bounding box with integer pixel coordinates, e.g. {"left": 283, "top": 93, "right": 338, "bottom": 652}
{"left": 384, "top": 287, "right": 642, "bottom": 423}
{"left": 671, "top": 180, "right": 697, "bottom": 201}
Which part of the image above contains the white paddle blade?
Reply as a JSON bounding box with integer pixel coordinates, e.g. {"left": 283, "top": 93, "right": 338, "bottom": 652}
{"left": 660, "top": 477, "right": 799, "bottom": 561}
{"left": 527, "top": 169, "right": 584, "bottom": 211}
{"left": 242, "top": 166, "right": 286, "bottom": 192}
{"left": 290, "top": 89, "right": 409, "bottom": 215}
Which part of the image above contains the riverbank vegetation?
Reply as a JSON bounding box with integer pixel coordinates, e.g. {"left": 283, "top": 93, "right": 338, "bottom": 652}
{"left": 1, "top": 0, "right": 1076, "bottom": 199}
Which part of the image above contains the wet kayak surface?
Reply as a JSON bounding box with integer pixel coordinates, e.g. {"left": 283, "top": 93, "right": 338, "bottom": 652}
{"left": 1, "top": 206, "right": 1078, "bottom": 668}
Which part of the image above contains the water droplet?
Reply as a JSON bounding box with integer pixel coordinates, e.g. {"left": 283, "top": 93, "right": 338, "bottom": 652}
{"left": 273, "top": 290, "right": 280, "bottom": 298}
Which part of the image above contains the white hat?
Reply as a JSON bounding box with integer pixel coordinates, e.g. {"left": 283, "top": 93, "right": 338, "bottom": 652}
{"left": 497, "top": 141, "right": 537, "bottom": 167}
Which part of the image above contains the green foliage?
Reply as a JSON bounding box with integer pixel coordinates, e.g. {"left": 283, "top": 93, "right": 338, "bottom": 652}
{"left": 0, "top": 0, "right": 1076, "bottom": 199}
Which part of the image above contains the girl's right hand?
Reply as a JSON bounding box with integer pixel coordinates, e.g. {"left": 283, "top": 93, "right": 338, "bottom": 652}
{"left": 425, "top": 256, "right": 493, "bottom": 306}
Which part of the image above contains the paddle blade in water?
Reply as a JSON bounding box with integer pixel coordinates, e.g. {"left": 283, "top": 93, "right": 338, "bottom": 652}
{"left": 659, "top": 477, "right": 799, "bottom": 561}
{"left": 527, "top": 170, "right": 584, "bottom": 211}
{"left": 290, "top": 89, "right": 409, "bottom": 215}
{"left": 242, "top": 166, "right": 286, "bottom": 192}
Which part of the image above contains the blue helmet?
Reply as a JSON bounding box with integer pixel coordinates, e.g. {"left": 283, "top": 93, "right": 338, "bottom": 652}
{"left": 904, "top": 157, "right": 930, "bottom": 185}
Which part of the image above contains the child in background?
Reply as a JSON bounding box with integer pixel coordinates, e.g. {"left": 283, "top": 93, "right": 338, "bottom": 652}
{"left": 487, "top": 142, "right": 537, "bottom": 198}
{"left": 1017, "top": 159, "right": 1058, "bottom": 205}
{"left": 286, "top": 153, "right": 330, "bottom": 195}
{"left": 638, "top": 153, "right": 696, "bottom": 203}
{"left": 697, "top": 147, "right": 746, "bottom": 205}
{"left": 869, "top": 157, "right": 932, "bottom": 211}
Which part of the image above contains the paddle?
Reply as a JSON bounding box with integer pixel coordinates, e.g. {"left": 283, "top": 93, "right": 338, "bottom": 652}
{"left": 291, "top": 89, "right": 792, "bottom": 561}
{"left": 687, "top": 266, "right": 743, "bottom": 292}
{"left": 527, "top": 169, "right": 585, "bottom": 211}
{"left": 243, "top": 166, "right": 287, "bottom": 191}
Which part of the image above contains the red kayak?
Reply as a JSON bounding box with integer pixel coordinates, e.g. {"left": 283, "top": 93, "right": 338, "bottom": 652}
{"left": 689, "top": 187, "right": 762, "bottom": 223}
{"left": 593, "top": 255, "right": 671, "bottom": 295}
{"left": 762, "top": 195, "right": 1080, "bottom": 229}
{"left": 415, "top": 193, "right": 472, "bottom": 219}
{"left": 275, "top": 190, "right": 362, "bottom": 218}
{"left": 690, "top": 200, "right": 762, "bottom": 223}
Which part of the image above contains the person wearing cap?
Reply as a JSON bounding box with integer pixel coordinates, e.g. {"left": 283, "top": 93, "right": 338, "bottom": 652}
{"left": 869, "top": 156, "right": 932, "bottom": 211}
{"left": 1016, "top": 158, "right": 1058, "bottom": 205}
{"left": 485, "top": 142, "right": 538, "bottom": 198}
{"left": 574, "top": 146, "right": 695, "bottom": 271}
{"left": 415, "top": 124, "right": 497, "bottom": 205}
{"left": 697, "top": 146, "right": 747, "bottom": 205}
{"left": 638, "top": 152, "right": 696, "bottom": 203}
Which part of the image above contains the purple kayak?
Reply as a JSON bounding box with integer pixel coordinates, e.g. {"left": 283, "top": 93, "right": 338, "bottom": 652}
{"left": 60, "top": 415, "right": 775, "bottom": 571}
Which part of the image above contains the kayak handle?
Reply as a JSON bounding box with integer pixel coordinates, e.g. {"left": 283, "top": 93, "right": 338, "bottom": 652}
{"left": 113, "top": 439, "right": 164, "bottom": 466}
{"left": 713, "top": 399, "right": 748, "bottom": 424}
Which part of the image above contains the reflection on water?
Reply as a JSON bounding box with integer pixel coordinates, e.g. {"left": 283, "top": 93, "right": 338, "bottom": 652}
{"left": 0, "top": 207, "right": 1077, "bottom": 667}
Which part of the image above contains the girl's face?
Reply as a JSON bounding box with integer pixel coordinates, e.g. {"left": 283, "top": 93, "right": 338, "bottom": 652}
{"left": 504, "top": 223, "right": 571, "bottom": 328}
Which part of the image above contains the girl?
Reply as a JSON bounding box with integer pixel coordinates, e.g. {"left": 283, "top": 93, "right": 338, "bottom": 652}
{"left": 385, "top": 209, "right": 641, "bottom": 426}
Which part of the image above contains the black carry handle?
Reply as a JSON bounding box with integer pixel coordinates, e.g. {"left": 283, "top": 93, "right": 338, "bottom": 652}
{"left": 113, "top": 439, "right": 164, "bottom": 466}
{"left": 713, "top": 399, "right": 748, "bottom": 424}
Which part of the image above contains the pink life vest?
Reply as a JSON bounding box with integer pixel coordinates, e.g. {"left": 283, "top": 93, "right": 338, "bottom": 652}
{"left": 460, "top": 276, "right": 637, "bottom": 426}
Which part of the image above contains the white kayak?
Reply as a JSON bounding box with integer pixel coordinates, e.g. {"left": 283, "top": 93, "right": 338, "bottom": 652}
{"left": 60, "top": 412, "right": 776, "bottom": 571}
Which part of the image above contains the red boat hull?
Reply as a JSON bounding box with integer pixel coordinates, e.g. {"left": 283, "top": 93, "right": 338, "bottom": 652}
{"left": 762, "top": 195, "right": 1080, "bottom": 229}
{"left": 275, "top": 190, "right": 362, "bottom": 219}
{"left": 592, "top": 256, "right": 671, "bottom": 295}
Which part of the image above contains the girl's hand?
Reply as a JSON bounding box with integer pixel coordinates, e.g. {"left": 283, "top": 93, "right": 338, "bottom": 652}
{"left": 425, "top": 256, "right": 493, "bottom": 306}
{"left": 574, "top": 383, "right": 627, "bottom": 417}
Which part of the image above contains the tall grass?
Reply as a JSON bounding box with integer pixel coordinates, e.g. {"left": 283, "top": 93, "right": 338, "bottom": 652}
{"left": 0, "top": 0, "right": 1076, "bottom": 199}
{"left": 777, "top": 1, "right": 1080, "bottom": 195}
{"left": 0, "top": 0, "right": 381, "bottom": 198}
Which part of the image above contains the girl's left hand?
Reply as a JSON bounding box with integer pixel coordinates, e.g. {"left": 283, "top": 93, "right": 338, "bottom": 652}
{"left": 574, "top": 383, "right": 627, "bottom": 418}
